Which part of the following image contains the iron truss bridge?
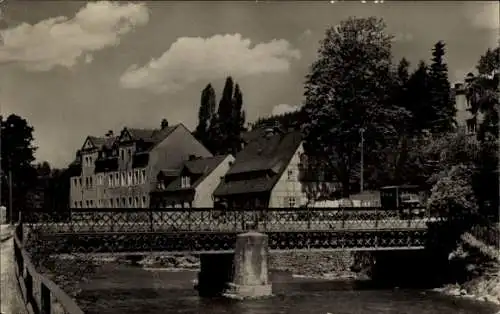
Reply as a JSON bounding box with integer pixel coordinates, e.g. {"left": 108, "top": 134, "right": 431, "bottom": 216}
{"left": 21, "top": 208, "right": 442, "bottom": 254}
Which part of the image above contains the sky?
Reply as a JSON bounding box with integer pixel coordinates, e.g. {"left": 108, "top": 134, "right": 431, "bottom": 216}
{"left": 0, "top": 1, "right": 498, "bottom": 168}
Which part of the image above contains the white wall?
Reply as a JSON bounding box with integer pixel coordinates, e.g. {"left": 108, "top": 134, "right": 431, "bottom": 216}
{"left": 268, "top": 143, "right": 308, "bottom": 208}
{"left": 193, "top": 155, "right": 235, "bottom": 208}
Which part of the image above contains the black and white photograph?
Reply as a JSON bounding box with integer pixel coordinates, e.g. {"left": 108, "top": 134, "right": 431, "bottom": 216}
{"left": 0, "top": 1, "right": 499, "bottom": 313}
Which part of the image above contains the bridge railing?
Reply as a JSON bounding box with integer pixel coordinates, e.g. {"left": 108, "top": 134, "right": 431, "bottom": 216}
{"left": 20, "top": 207, "right": 437, "bottom": 234}
{"left": 13, "top": 222, "right": 85, "bottom": 314}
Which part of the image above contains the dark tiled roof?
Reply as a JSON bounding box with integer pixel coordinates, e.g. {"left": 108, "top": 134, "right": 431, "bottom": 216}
{"left": 213, "top": 130, "right": 302, "bottom": 196}
{"left": 88, "top": 136, "right": 116, "bottom": 149}
{"left": 126, "top": 126, "right": 177, "bottom": 146}
{"left": 161, "top": 155, "right": 229, "bottom": 192}
{"left": 241, "top": 129, "right": 266, "bottom": 143}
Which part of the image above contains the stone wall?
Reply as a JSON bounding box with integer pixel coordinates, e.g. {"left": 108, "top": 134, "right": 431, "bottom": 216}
{"left": 137, "top": 251, "right": 372, "bottom": 279}
{"left": 268, "top": 251, "right": 355, "bottom": 276}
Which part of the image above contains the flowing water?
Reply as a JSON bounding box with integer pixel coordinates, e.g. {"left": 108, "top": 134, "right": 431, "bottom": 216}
{"left": 76, "top": 264, "right": 500, "bottom": 314}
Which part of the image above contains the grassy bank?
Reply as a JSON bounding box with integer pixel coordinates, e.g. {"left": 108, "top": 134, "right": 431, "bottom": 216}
{"left": 437, "top": 228, "right": 500, "bottom": 306}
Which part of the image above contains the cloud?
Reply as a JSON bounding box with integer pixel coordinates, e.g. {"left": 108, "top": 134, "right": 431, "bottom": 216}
{"left": 392, "top": 32, "right": 413, "bottom": 42}
{"left": 298, "top": 29, "right": 312, "bottom": 41}
{"left": 468, "top": 2, "right": 499, "bottom": 30}
{"left": 271, "top": 103, "right": 301, "bottom": 116}
{"left": 0, "top": 1, "right": 149, "bottom": 71}
{"left": 120, "top": 33, "right": 301, "bottom": 94}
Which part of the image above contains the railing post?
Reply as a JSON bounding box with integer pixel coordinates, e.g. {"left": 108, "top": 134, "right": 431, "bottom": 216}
{"left": 307, "top": 207, "right": 311, "bottom": 230}
{"left": 375, "top": 207, "right": 379, "bottom": 229}
{"left": 25, "top": 272, "right": 34, "bottom": 308}
{"left": 41, "top": 282, "right": 51, "bottom": 314}
{"left": 341, "top": 207, "right": 345, "bottom": 229}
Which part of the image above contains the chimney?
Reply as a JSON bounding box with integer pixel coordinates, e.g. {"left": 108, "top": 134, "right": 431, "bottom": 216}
{"left": 161, "top": 119, "right": 169, "bottom": 129}
{"left": 105, "top": 130, "right": 114, "bottom": 137}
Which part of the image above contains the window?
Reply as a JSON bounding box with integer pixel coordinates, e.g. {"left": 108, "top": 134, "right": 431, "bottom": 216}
{"left": 89, "top": 156, "right": 93, "bottom": 165}
{"left": 157, "top": 181, "right": 165, "bottom": 190}
{"left": 89, "top": 200, "right": 94, "bottom": 207}
{"left": 79, "top": 201, "right": 83, "bottom": 208}
{"left": 79, "top": 178, "right": 82, "bottom": 185}
{"left": 285, "top": 196, "right": 296, "bottom": 208}
{"left": 128, "top": 149, "right": 132, "bottom": 158}
{"left": 110, "top": 198, "right": 114, "bottom": 208}
{"left": 141, "top": 169, "right": 146, "bottom": 184}
{"left": 74, "top": 201, "right": 78, "bottom": 208}
{"left": 121, "top": 198, "right": 126, "bottom": 207}
{"left": 120, "top": 149, "right": 124, "bottom": 160}
{"left": 134, "top": 197, "right": 139, "bottom": 207}
{"left": 116, "top": 198, "right": 119, "bottom": 207}
{"left": 142, "top": 196, "right": 147, "bottom": 207}
{"left": 85, "top": 177, "right": 89, "bottom": 188}
{"left": 287, "top": 169, "right": 294, "bottom": 180}
{"left": 108, "top": 174, "right": 113, "bottom": 187}
{"left": 114, "top": 173, "right": 119, "bottom": 186}
{"left": 128, "top": 171, "right": 133, "bottom": 186}
{"left": 89, "top": 177, "right": 93, "bottom": 187}
{"left": 181, "top": 176, "right": 191, "bottom": 188}
{"left": 85, "top": 200, "right": 90, "bottom": 208}
{"left": 128, "top": 197, "right": 133, "bottom": 207}
{"left": 134, "top": 170, "right": 139, "bottom": 185}
{"left": 121, "top": 172, "right": 126, "bottom": 186}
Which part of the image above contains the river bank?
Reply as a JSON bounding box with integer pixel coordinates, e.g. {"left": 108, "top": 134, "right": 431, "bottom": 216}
{"left": 435, "top": 232, "right": 500, "bottom": 308}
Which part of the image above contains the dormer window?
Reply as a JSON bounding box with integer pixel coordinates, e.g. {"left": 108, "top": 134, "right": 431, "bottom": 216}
{"left": 181, "top": 176, "right": 191, "bottom": 188}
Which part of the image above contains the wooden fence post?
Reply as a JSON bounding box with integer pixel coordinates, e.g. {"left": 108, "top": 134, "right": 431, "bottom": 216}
{"left": 25, "top": 272, "right": 34, "bottom": 308}
{"left": 41, "top": 282, "right": 51, "bottom": 314}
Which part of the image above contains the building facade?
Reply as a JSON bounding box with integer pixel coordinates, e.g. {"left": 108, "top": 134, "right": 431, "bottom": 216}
{"left": 213, "top": 128, "right": 338, "bottom": 209}
{"left": 69, "top": 123, "right": 212, "bottom": 208}
{"left": 150, "top": 154, "right": 234, "bottom": 208}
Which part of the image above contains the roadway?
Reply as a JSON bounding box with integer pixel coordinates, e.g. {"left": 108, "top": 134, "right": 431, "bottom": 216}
{"left": 0, "top": 224, "right": 27, "bottom": 314}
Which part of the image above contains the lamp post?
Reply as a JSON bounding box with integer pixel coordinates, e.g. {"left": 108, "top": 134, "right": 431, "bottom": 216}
{"left": 359, "top": 128, "right": 365, "bottom": 193}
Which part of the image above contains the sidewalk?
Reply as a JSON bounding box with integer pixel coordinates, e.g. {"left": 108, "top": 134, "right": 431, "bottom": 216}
{"left": 0, "top": 224, "right": 14, "bottom": 242}
{"left": 1, "top": 224, "right": 27, "bottom": 314}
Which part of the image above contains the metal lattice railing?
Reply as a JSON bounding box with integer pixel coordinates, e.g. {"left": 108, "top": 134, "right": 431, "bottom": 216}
{"left": 17, "top": 207, "right": 439, "bottom": 254}
{"left": 22, "top": 207, "right": 437, "bottom": 234}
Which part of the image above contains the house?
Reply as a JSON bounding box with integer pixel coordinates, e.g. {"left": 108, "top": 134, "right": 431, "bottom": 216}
{"left": 69, "top": 121, "right": 212, "bottom": 208}
{"left": 213, "top": 127, "right": 338, "bottom": 209}
{"left": 150, "top": 154, "right": 234, "bottom": 208}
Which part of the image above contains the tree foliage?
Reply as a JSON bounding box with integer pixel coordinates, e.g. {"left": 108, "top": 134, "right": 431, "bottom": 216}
{"left": 302, "top": 17, "right": 408, "bottom": 197}
{"left": 428, "top": 41, "right": 456, "bottom": 133}
{"left": 204, "top": 77, "right": 247, "bottom": 155}
{"left": 1, "top": 114, "right": 37, "bottom": 220}
{"left": 194, "top": 83, "right": 216, "bottom": 147}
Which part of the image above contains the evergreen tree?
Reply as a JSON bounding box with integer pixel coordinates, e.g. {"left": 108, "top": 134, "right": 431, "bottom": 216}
{"left": 194, "top": 84, "right": 216, "bottom": 149}
{"left": 428, "top": 41, "right": 456, "bottom": 133}
{"left": 302, "top": 17, "right": 405, "bottom": 197}
{"left": 406, "top": 61, "right": 433, "bottom": 133}
{"left": 229, "top": 84, "right": 246, "bottom": 154}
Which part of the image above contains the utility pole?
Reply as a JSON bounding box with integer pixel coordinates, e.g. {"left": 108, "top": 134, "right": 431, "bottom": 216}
{"left": 360, "top": 128, "right": 365, "bottom": 193}
{"left": 8, "top": 160, "right": 12, "bottom": 225}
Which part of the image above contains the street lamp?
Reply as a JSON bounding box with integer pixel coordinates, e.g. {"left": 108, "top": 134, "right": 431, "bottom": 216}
{"left": 359, "top": 128, "right": 365, "bottom": 193}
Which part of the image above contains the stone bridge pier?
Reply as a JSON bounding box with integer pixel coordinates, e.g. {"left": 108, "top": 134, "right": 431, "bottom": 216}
{"left": 196, "top": 232, "right": 272, "bottom": 299}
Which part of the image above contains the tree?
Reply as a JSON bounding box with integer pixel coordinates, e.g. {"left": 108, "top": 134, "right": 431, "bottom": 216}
{"left": 428, "top": 41, "right": 456, "bottom": 133}
{"left": 194, "top": 84, "right": 216, "bottom": 148}
{"left": 229, "top": 83, "right": 246, "bottom": 154}
{"left": 302, "top": 17, "right": 405, "bottom": 197}
{"left": 406, "top": 61, "right": 433, "bottom": 133}
{"left": 1, "top": 114, "right": 37, "bottom": 221}
{"left": 465, "top": 47, "right": 499, "bottom": 219}
{"left": 428, "top": 164, "right": 478, "bottom": 217}
{"left": 206, "top": 77, "right": 247, "bottom": 155}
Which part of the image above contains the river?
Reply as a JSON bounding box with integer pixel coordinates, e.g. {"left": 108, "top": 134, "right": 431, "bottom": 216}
{"left": 74, "top": 264, "right": 500, "bottom": 314}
